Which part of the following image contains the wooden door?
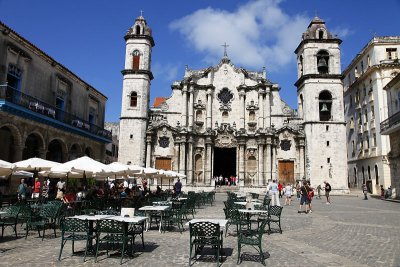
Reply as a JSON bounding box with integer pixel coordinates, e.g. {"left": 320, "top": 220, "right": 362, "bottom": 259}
{"left": 155, "top": 157, "right": 172, "bottom": 170}
{"left": 278, "top": 161, "right": 294, "bottom": 185}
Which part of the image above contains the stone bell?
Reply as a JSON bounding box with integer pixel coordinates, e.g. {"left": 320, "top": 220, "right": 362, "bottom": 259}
{"left": 317, "top": 58, "right": 328, "bottom": 73}
{"left": 320, "top": 103, "right": 329, "bottom": 112}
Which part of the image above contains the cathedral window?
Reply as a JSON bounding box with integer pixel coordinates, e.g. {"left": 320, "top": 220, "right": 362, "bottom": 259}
{"left": 386, "top": 48, "right": 398, "bottom": 60}
{"left": 135, "top": 25, "right": 141, "bottom": 35}
{"left": 132, "top": 50, "right": 140, "bottom": 70}
{"left": 130, "top": 92, "right": 138, "bottom": 107}
{"left": 249, "top": 111, "right": 256, "bottom": 121}
{"left": 222, "top": 111, "right": 229, "bottom": 122}
{"left": 317, "top": 50, "right": 329, "bottom": 74}
{"left": 319, "top": 91, "right": 332, "bottom": 121}
{"left": 217, "top": 88, "right": 233, "bottom": 105}
{"left": 318, "top": 30, "right": 324, "bottom": 39}
{"left": 374, "top": 165, "right": 379, "bottom": 185}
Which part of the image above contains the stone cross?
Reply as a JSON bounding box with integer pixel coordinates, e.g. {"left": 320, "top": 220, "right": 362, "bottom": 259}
{"left": 221, "top": 42, "right": 229, "bottom": 57}
{"left": 140, "top": 10, "right": 144, "bottom": 17}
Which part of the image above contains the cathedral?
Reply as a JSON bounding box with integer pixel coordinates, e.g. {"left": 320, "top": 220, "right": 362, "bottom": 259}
{"left": 118, "top": 15, "right": 349, "bottom": 193}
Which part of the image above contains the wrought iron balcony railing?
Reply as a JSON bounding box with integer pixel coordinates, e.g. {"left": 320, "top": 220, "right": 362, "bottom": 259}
{"left": 0, "top": 85, "right": 111, "bottom": 140}
{"left": 381, "top": 110, "right": 400, "bottom": 134}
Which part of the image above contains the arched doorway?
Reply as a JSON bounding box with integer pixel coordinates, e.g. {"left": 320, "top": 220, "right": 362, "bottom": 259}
{"left": 0, "top": 126, "right": 14, "bottom": 161}
{"left": 23, "top": 133, "right": 43, "bottom": 159}
{"left": 69, "top": 144, "right": 81, "bottom": 160}
{"left": 85, "top": 147, "right": 93, "bottom": 158}
{"left": 46, "top": 139, "right": 63, "bottom": 162}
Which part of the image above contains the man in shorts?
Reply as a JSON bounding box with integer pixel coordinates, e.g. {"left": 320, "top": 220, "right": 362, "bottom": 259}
{"left": 298, "top": 181, "right": 309, "bottom": 213}
{"left": 324, "top": 181, "right": 331, "bottom": 204}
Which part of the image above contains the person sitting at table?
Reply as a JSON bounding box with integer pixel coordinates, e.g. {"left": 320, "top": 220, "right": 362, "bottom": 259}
{"left": 63, "top": 189, "right": 76, "bottom": 214}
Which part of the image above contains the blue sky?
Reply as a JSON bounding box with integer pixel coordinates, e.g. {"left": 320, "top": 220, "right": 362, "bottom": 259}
{"left": 0, "top": 0, "right": 399, "bottom": 122}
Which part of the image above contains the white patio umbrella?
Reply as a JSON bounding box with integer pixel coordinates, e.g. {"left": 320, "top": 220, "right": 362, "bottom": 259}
{"left": 106, "top": 162, "right": 142, "bottom": 177}
{"left": 14, "top": 157, "right": 60, "bottom": 171}
{"left": 50, "top": 156, "right": 110, "bottom": 178}
{"left": 0, "top": 159, "right": 15, "bottom": 176}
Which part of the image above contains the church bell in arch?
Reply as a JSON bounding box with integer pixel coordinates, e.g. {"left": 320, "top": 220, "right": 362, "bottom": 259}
{"left": 320, "top": 103, "right": 329, "bottom": 112}
{"left": 317, "top": 58, "right": 328, "bottom": 73}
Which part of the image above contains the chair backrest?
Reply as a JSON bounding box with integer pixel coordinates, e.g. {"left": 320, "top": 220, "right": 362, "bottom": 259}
{"left": 121, "top": 207, "right": 135, "bottom": 218}
{"left": 18, "top": 205, "right": 32, "bottom": 219}
{"left": 1, "top": 205, "right": 20, "bottom": 217}
{"left": 269, "top": 205, "right": 283, "bottom": 217}
{"left": 97, "top": 219, "right": 124, "bottom": 234}
{"left": 263, "top": 198, "right": 271, "bottom": 207}
{"left": 62, "top": 218, "right": 89, "bottom": 233}
{"left": 190, "top": 221, "right": 220, "bottom": 239}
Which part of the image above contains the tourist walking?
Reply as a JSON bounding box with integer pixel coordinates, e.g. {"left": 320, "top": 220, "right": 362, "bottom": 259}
{"left": 278, "top": 182, "right": 283, "bottom": 198}
{"left": 174, "top": 178, "right": 182, "bottom": 197}
{"left": 307, "top": 184, "right": 314, "bottom": 213}
{"left": 42, "top": 178, "right": 50, "bottom": 203}
{"left": 296, "top": 182, "right": 301, "bottom": 200}
{"left": 32, "top": 177, "right": 40, "bottom": 199}
{"left": 284, "top": 183, "right": 292, "bottom": 205}
{"left": 324, "top": 181, "right": 331, "bottom": 204}
{"left": 298, "top": 181, "right": 309, "bottom": 213}
{"left": 362, "top": 184, "right": 368, "bottom": 200}
{"left": 317, "top": 184, "right": 322, "bottom": 199}
{"left": 269, "top": 180, "right": 280, "bottom": 206}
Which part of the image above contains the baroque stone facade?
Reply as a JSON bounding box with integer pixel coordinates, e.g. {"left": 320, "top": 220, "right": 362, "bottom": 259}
{"left": 119, "top": 16, "right": 349, "bottom": 193}
{"left": 343, "top": 37, "right": 400, "bottom": 194}
{"left": 0, "top": 21, "right": 110, "bottom": 165}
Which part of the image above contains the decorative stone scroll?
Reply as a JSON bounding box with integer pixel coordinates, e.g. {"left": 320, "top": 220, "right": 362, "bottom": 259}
{"left": 214, "top": 134, "right": 237, "bottom": 148}
{"left": 158, "top": 136, "right": 170, "bottom": 148}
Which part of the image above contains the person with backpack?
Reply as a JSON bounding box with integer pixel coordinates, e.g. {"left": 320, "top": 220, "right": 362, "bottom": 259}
{"left": 324, "top": 181, "right": 332, "bottom": 204}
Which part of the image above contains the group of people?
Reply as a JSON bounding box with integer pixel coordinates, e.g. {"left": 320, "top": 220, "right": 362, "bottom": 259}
{"left": 214, "top": 175, "right": 237, "bottom": 187}
{"left": 266, "top": 179, "right": 332, "bottom": 214}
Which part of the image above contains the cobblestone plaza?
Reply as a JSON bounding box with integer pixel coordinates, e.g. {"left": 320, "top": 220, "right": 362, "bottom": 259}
{"left": 0, "top": 193, "right": 399, "bottom": 267}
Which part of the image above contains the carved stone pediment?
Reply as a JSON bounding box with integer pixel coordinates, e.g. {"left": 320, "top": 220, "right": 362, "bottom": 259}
{"left": 214, "top": 134, "right": 237, "bottom": 148}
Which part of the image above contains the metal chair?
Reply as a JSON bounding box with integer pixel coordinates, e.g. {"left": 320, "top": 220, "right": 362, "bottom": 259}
{"left": 95, "top": 219, "right": 133, "bottom": 265}
{"left": 189, "top": 221, "right": 223, "bottom": 266}
{"left": 58, "top": 218, "right": 96, "bottom": 262}
{"left": 267, "top": 205, "right": 283, "bottom": 234}
{"left": 237, "top": 220, "right": 268, "bottom": 265}
{"left": 0, "top": 205, "right": 21, "bottom": 238}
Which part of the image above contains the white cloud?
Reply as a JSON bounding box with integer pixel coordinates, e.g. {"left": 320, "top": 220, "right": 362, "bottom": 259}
{"left": 153, "top": 62, "right": 179, "bottom": 81}
{"left": 331, "top": 27, "right": 353, "bottom": 39}
{"left": 169, "top": 0, "right": 310, "bottom": 71}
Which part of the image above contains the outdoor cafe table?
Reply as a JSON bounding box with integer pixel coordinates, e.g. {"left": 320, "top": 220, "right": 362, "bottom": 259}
{"left": 185, "top": 219, "right": 229, "bottom": 235}
{"left": 238, "top": 209, "right": 269, "bottom": 229}
{"left": 138, "top": 205, "right": 171, "bottom": 232}
{"left": 234, "top": 201, "right": 263, "bottom": 207}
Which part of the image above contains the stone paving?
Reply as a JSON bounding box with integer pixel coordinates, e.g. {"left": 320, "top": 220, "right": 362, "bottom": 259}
{"left": 0, "top": 193, "right": 399, "bottom": 267}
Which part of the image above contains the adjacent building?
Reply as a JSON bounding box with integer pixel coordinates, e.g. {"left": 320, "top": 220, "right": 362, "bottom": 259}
{"left": 104, "top": 122, "right": 119, "bottom": 164}
{"left": 118, "top": 16, "right": 349, "bottom": 193}
{"left": 381, "top": 73, "right": 400, "bottom": 198}
{"left": 0, "top": 21, "right": 111, "bottom": 166}
{"left": 343, "top": 37, "right": 400, "bottom": 194}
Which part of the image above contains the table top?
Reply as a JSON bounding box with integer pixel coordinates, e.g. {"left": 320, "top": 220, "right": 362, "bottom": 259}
{"left": 107, "top": 216, "right": 148, "bottom": 223}
{"left": 238, "top": 209, "right": 268, "bottom": 214}
{"left": 0, "top": 211, "right": 7, "bottom": 215}
{"left": 178, "top": 197, "right": 187, "bottom": 201}
{"left": 152, "top": 201, "right": 171, "bottom": 206}
{"left": 185, "top": 219, "right": 228, "bottom": 228}
{"left": 234, "top": 201, "right": 263, "bottom": 206}
{"left": 72, "top": 214, "right": 113, "bottom": 221}
{"left": 139, "top": 205, "right": 171, "bottom": 211}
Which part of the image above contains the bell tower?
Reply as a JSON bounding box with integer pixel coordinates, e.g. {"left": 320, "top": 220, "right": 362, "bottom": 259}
{"left": 294, "top": 17, "right": 348, "bottom": 193}
{"left": 118, "top": 14, "right": 154, "bottom": 166}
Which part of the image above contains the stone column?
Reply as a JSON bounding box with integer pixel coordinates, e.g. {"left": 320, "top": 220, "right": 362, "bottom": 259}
{"left": 205, "top": 137, "right": 213, "bottom": 185}
{"left": 13, "top": 145, "right": 23, "bottom": 162}
{"left": 179, "top": 137, "right": 186, "bottom": 175}
{"left": 264, "top": 88, "right": 271, "bottom": 128}
{"left": 258, "top": 141, "right": 264, "bottom": 186}
{"left": 299, "top": 139, "right": 305, "bottom": 180}
{"left": 265, "top": 141, "right": 272, "bottom": 182}
{"left": 271, "top": 141, "right": 277, "bottom": 181}
{"left": 173, "top": 141, "right": 179, "bottom": 172}
{"left": 188, "top": 84, "right": 194, "bottom": 131}
{"left": 182, "top": 86, "right": 188, "bottom": 127}
{"left": 238, "top": 140, "right": 246, "bottom": 186}
{"left": 206, "top": 89, "right": 213, "bottom": 129}
{"left": 146, "top": 136, "right": 152, "bottom": 167}
{"left": 187, "top": 136, "right": 194, "bottom": 185}
{"left": 239, "top": 90, "right": 246, "bottom": 129}
{"left": 258, "top": 89, "right": 264, "bottom": 129}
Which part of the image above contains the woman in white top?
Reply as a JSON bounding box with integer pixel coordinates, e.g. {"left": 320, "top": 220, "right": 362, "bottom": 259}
{"left": 284, "top": 183, "right": 293, "bottom": 206}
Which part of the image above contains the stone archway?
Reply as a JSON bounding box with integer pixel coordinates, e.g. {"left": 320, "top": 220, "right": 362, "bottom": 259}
{"left": 23, "top": 133, "right": 45, "bottom": 159}
{"left": 46, "top": 139, "right": 65, "bottom": 163}
{"left": 85, "top": 147, "right": 93, "bottom": 158}
{"left": 69, "top": 144, "right": 82, "bottom": 160}
{"left": 0, "top": 126, "right": 15, "bottom": 162}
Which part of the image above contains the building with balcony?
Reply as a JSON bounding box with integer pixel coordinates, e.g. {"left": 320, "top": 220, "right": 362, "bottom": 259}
{"left": 343, "top": 36, "right": 400, "bottom": 194}
{"left": 0, "top": 21, "right": 111, "bottom": 165}
{"left": 381, "top": 73, "right": 400, "bottom": 198}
